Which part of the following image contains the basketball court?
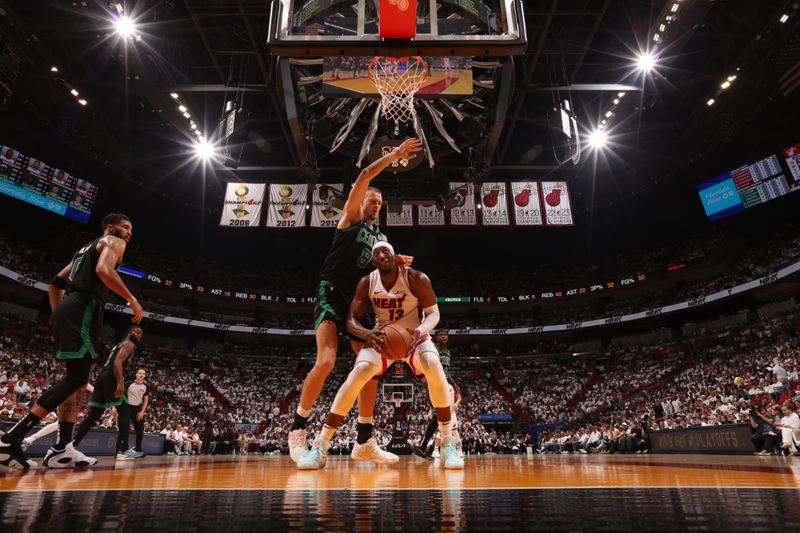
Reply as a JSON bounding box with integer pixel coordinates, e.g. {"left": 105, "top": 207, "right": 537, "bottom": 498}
{"left": 2, "top": 455, "right": 800, "bottom": 530}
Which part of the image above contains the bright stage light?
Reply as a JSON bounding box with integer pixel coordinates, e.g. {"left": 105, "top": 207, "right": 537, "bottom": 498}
{"left": 114, "top": 15, "right": 137, "bottom": 40}
{"left": 636, "top": 51, "right": 657, "bottom": 73}
{"left": 588, "top": 129, "right": 608, "bottom": 149}
{"left": 194, "top": 139, "right": 214, "bottom": 160}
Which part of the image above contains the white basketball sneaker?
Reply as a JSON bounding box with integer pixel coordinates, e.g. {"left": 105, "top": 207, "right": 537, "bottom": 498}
{"left": 43, "top": 442, "right": 98, "bottom": 468}
{"left": 440, "top": 435, "right": 464, "bottom": 470}
{"left": 351, "top": 437, "right": 399, "bottom": 464}
{"left": 288, "top": 429, "right": 309, "bottom": 463}
{"left": 297, "top": 437, "right": 327, "bottom": 470}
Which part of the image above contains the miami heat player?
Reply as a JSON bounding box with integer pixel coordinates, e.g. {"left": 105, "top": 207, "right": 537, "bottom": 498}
{"left": 297, "top": 241, "right": 463, "bottom": 470}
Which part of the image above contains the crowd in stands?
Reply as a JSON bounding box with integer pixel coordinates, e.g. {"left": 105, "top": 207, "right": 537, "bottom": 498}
{"left": 0, "top": 314, "right": 533, "bottom": 455}
{"left": 2, "top": 290, "right": 800, "bottom": 460}
{"left": 538, "top": 313, "right": 800, "bottom": 454}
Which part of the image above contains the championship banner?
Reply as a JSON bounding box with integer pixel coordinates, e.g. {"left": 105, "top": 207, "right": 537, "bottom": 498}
{"left": 510, "top": 182, "right": 543, "bottom": 226}
{"left": 219, "top": 183, "right": 266, "bottom": 227}
{"left": 266, "top": 184, "right": 308, "bottom": 228}
{"left": 449, "top": 182, "right": 476, "bottom": 225}
{"left": 480, "top": 182, "right": 510, "bottom": 226}
{"left": 386, "top": 204, "right": 414, "bottom": 226}
{"left": 310, "top": 183, "right": 344, "bottom": 228}
{"left": 417, "top": 204, "right": 445, "bottom": 226}
{"left": 540, "top": 181, "right": 574, "bottom": 226}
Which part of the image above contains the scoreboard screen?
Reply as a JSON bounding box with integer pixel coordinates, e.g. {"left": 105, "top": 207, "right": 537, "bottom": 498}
{"left": 0, "top": 145, "right": 98, "bottom": 224}
{"left": 697, "top": 147, "right": 799, "bottom": 221}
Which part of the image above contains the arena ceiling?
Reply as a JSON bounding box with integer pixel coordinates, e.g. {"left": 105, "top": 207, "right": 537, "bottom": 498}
{"left": 1, "top": 0, "right": 798, "bottom": 255}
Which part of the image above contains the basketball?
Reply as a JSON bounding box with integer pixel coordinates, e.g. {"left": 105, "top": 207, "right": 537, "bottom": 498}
{"left": 380, "top": 323, "right": 413, "bottom": 360}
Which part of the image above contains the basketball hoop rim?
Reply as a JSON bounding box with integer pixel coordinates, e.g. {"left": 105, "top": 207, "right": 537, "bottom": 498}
{"left": 368, "top": 55, "right": 429, "bottom": 85}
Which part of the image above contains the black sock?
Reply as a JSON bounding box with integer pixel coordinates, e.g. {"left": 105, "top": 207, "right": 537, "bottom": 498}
{"left": 2, "top": 413, "right": 42, "bottom": 443}
{"left": 356, "top": 423, "right": 373, "bottom": 445}
{"left": 55, "top": 421, "right": 75, "bottom": 450}
{"left": 290, "top": 413, "right": 309, "bottom": 431}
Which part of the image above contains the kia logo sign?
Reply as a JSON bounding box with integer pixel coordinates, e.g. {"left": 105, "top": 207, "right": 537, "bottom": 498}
{"left": 367, "top": 139, "right": 424, "bottom": 173}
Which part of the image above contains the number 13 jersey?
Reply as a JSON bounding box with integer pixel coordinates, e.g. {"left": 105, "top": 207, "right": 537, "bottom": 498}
{"left": 368, "top": 267, "right": 425, "bottom": 335}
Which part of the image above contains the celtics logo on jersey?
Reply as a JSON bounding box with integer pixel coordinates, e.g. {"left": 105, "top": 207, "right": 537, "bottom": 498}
{"left": 356, "top": 226, "right": 380, "bottom": 268}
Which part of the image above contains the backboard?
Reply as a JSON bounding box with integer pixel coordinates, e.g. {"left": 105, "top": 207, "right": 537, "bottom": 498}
{"left": 267, "top": 0, "right": 527, "bottom": 57}
{"left": 381, "top": 382, "right": 414, "bottom": 403}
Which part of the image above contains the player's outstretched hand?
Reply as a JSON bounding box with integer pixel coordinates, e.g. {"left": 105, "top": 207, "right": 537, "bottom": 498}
{"left": 396, "top": 254, "right": 414, "bottom": 267}
{"left": 129, "top": 298, "right": 144, "bottom": 324}
{"left": 368, "top": 328, "right": 386, "bottom": 348}
{"left": 394, "top": 138, "right": 423, "bottom": 160}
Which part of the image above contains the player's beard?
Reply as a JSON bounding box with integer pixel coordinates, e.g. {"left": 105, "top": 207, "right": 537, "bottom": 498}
{"left": 111, "top": 226, "right": 126, "bottom": 240}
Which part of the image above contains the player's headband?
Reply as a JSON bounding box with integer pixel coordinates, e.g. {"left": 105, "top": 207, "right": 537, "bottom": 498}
{"left": 372, "top": 241, "right": 394, "bottom": 255}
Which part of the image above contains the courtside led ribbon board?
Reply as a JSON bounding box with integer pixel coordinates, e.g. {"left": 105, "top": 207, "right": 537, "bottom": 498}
{"left": 480, "top": 182, "right": 510, "bottom": 226}
{"left": 379, "top": 0, "right": 417, "bottom": 39}
{"left": 220, "top": 183, "right": 266, "bottom": 227}
{"left": 4, "top": 260, "right": 800, "bottom": 334}
{"left": 310, "top": 183, "right": 344, "bottom": 228}
{"left": 266, "top": 184, "right": 308, "bottom": 228}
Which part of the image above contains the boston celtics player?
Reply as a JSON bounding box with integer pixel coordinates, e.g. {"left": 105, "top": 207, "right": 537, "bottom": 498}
{"left": 0, "top": 213, "right": 143, "bottom": 470}
{"left": 70, "top": 327, "right": 143, "bottom": 462}
{"left": 288, "top": 137, "right": 422, "bottom": 463}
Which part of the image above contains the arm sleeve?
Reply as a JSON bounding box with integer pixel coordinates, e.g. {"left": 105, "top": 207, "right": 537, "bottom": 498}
{"left": 416, "top": 305, "right": 440, "bottom": 337}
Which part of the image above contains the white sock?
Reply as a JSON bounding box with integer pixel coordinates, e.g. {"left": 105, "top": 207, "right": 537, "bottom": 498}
{"left": 320, "top": 424, "right": 336, "bottom": 447}
{"left": 27, "top": 421, "right": 59, "bottom": 442}
{"left": 296, "top": 406, "right": 312, "bottom": 418}
{"left": 437, "top": 417, "right": 454, "bottom": 437}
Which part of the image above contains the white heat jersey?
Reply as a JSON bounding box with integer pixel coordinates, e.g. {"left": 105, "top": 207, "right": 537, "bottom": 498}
{"left": 368, "top": 267, "right": 425, "bottom": 335}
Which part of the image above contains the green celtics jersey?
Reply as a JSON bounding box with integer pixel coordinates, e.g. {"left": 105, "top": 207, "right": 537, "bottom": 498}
{"left": 99, "top": 341, "right": 131, "bottom": 376}
{"left": 67, "top": 236, "right": 109, "bottom": 302}
{"left": 319, "top": 220, "right": 383, "bottom": 294}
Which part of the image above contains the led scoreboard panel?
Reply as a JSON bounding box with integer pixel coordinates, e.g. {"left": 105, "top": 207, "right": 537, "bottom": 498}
{"left": 0, "top": 145, "right": 98, "bottom": 223}
{"left": 697, "top": 145, "right": 800, "bottom": 221}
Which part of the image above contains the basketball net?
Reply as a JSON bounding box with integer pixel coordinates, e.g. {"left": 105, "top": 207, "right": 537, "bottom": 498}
{"left": 368, "top": 56, "right": 428, "bottom": 134}
{"left": 393, "top": 396, "right": 404, "bottom": 409}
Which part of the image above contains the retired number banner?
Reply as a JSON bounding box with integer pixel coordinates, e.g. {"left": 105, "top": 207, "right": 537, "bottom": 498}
{"left": 310, "top": 184, "right": 344, "bottom": 228}
{"left": 386, "top": 204, "right": 414, "bottom": 226}
{"left": 219, "top": 183, "right": 266, "bottom": 227}
{"left": 540, "top": 181, "right": 574, "bottom": 226}
{"left": 510, "top": 182, "right": 543, "bottom": 226}
{"left": 417, "top": 204, "right": 445, "bottom": 226}
{"left": 266, "top": 184, "right": 308, "bottom": 228}
{"left": 480, "top": 182, "right": 510, "bottom": 226}
{"left": 449, "top": 182, "right": 476, "bottom": 225}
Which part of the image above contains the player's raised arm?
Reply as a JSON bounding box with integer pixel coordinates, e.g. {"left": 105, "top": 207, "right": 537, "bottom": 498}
{"left": 346, "top": 276, "right": 385, "bottom": 348}
{"left": 340, "top": 137, "right": 422, "bottom": 226}
{"left": 96, "top": 236, "right": 143, "bottom": 323}
{"left": 407, "top": 270, "right": 440, "bottom": 342}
